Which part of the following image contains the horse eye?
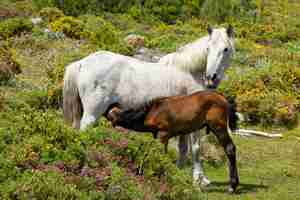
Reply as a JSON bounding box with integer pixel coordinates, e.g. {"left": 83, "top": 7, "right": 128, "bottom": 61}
{"left": 224, "top": 48, "right": 228, "bottom": 52}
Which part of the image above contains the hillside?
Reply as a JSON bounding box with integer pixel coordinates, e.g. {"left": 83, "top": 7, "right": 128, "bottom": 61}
{"left": 0, "top": 0, "right": 300, "bottom": 199}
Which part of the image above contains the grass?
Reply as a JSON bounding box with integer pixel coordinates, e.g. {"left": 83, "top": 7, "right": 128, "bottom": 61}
{"left": 197, "top": 135, "right": 300, "bottom": 199}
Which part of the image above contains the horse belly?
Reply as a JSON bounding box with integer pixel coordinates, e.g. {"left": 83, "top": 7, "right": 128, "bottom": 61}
{"left": 115, "top": 65, "right": 190, "bottom": 108}
{"left": 166, "top": 106, "right": 206, "bottom": 136}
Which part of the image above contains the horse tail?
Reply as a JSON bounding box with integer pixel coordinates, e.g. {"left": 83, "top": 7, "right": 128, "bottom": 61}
{"left": 226, "top": 95, "right": 238, "bottom": 132}
{"left": 63, "top": 63, "right": 82, "bottom": 129}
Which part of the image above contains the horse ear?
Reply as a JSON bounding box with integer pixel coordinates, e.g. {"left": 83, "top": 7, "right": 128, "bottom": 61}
{"left": 227, "top": 24, "right": 234, "bottom": 38}
{"left": 207, "top": 25, "right": 213, "bottom": 35}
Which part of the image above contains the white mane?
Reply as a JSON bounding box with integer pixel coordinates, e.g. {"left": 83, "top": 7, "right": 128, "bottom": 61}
{"left": 159, "top": 36, "right": 209, "bottom": 73}
{"left": 159, "top": 27, "right": 235, "bottom": 82}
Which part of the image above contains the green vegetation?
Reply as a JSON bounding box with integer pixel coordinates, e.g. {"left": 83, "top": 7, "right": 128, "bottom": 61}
{"left": 0, "top": 42, "right": 21, "bottom": 85}
{"left": 0, "top": 17, "right": 33, "bottom": 39}
{"left": 0, "top": 0, "right": 300, "bottom": 199}
{"left": 39, "top": 6, "right": 64, "bottom": 23}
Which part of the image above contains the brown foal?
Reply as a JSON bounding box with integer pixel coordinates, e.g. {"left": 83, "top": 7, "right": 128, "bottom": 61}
{"left": 106, "top": 90, "right": 239, "bottom": 193}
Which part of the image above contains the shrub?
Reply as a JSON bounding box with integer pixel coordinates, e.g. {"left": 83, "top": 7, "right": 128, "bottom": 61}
{"left": 199, "top": 0, "right": 257, "bottom": 22}
{"left": 143, "top": 0, "right": 183, "bottom": 23}
{"left": 0, "top": 43, "right": 21, "bottom": 84}
{"left": 107, "top": 133, "right": 202, "bottom": 200}
{"left": 0, "top": 102, "right": 203, "bottom": 199}
{"left": 0, "top": 171, "right": 92, "bottom": 199}
{"left": 80, "top": 15, "right": 119, "bottom": 47}
{"left": 31, "top": 0, "right": 56, "bottom": 9}
{"left": 219, "top": 62, "right": 300, "bottom": 127}
{"left": 49, "top": 15, "right": 134, "bottom": 55}
{"left": 82, "top": 15, "right": 134, "bottom": 54}
{"left": 33, "top": 0, "right": 184, "bottom": 23}
{"left": 104, "top": 163, "right": 145, "bottom": 200}
{"left": 13, "top": 0, "right": 37, "bottom": 17}
{"left": 38, "top": 7, "right": 64, "bottom": 23}
{"left": 33, "top": 0, "right": 111, "bottom": 16}
{"left": 13, "top": 90, "right": 52, "bottom": 110}
{"left": 182, "top": 0, "right": 205, "bottom": 16}
{"left": 50, "top": 16, "right": 84, "bottom": 39}
{"left": 0, "top": 92, "right": 4, "bottom": 111}
{"left": 0, "top": 17, "right": 33, "bottom": 39}
{"left": 127, "top": 5, "right": 143, "bottom": 20}
{"left": 0, "top": 6, "right": 18, "bottom": 20}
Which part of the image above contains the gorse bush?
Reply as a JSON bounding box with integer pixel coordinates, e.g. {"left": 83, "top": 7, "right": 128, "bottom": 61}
{"left": 142, "top": 0, "right": 183, "bottom": 23}
{"left": 0, "top": 17, "right": 33, "bottom": 39}
{"left": 219, "top": 62, "right": 300, "bottom": 127}
{"left": 104, "top": 163, "right": 145, "bottom": 200}
{"left": 32, "top": 0, "right": 184, "bottom": 23}
{"left": 79, "top": 15, "right": 132, "bottom": 53}
{"left": 50, "top": 15, "right": 134, "bottom": 53}
{"left": 107, "top": 133, "right": 202, "bottom": 199}
{"left": 32, "top": 0, "right": 135, "bottom": 16}
{"left": 0, "top": 171, "right": 91, "bottom": 200}
{"left": 199, "top": 0, "right": 257, "bottom": 22}
{"left": 0, "top": 43, "right": 21, "bottom": 84}
{"left": 39, "top": 7, "right": 64, "bottom": 23}
{"left": 33, "top": 0, "right": 259, "bottom": 23}
{"left": 50, "top": 16, "right": 84, "bottom": 39}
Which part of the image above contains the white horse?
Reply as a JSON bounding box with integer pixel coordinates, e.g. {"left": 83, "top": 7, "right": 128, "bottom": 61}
{"left": 63, "top": 25, "right": 235, "bottom": 187}
{"left": 158, "top": 25, "right": 235, "bottom": 186}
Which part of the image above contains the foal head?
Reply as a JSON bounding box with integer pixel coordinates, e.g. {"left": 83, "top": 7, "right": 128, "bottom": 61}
{"left": 206, "top": 25, "right": 235, "bottom": 88}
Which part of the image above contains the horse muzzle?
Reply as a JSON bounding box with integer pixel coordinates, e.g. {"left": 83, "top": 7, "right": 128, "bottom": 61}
{"left": 206, "top": 74, "right": 219, "bottom": 89}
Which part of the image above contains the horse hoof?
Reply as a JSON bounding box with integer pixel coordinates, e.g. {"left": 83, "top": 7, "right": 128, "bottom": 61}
{"left": 228, "top": 187, "right": 235, "bottom": 194}
{"left": 201, "top": 176, "right": 211, "bottom": 187}
{"left": 195, "top": 176, "right": 211, "bottom": 187}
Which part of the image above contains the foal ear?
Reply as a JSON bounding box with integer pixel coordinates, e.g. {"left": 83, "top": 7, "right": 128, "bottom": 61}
{"left": 226, "top": 24, "right": 234, "bottom": 38}
{"left": 207, "top": 25, "right": 213, "bottom": 35}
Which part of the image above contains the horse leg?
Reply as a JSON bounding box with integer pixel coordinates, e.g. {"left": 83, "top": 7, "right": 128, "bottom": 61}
{"left": 177, "top": 135, "right": 188, "bottom": 168}
{"left": 212, "top": 126, "right": 239, "bottom": 193}
{"left": 79, "top": 90, "right": 113, "bottom": 130}
{"left": 80, "top": 112, "right": 97, "bottom": 130}
{"left": 190, "top": 130, "right": 211, "bottom": 186}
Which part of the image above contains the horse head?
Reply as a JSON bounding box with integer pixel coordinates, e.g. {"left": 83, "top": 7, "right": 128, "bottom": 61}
{"left": 206, "top": 25, "right": 235, "bottom": 89}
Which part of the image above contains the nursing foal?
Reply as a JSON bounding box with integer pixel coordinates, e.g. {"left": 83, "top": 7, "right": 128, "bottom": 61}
{"left": 106, "top": 90, "right": 239, "bottom": 193}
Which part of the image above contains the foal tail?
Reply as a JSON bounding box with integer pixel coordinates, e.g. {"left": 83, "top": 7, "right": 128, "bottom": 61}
{"left": 226, "top": 95, "right": 238, "bottom": 132}
{"left": 63, "top": 63, "right": 83, "bottom": 129}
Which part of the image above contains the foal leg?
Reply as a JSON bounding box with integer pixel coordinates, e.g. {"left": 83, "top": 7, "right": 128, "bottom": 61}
{"left": 177, "top": 135, "right": 188, "bottom": 168}
{"left": 213, "top": 127, "right": 239, "bottom": 193}
{"left": 191, "top": 130, "right": 211, "bottom": 186}
{"left": 158, "top": 131, "right": 169, "bottom": 154}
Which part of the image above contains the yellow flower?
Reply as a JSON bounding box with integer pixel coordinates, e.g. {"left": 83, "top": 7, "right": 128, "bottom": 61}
{"left": 254, "top": 43, "right": 264, "bottom": 49}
